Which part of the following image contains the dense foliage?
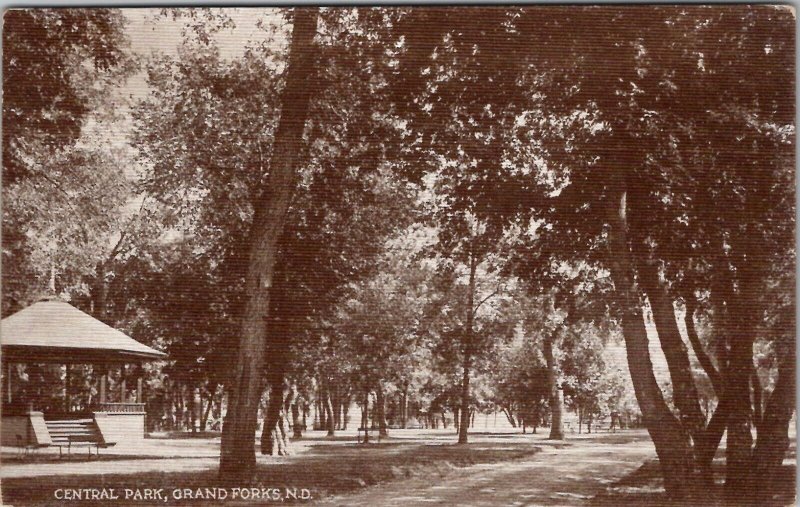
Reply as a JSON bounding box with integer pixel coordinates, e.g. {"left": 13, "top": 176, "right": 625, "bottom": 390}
{"left": 3, "top": 7, "right": 793, "bottom": 501}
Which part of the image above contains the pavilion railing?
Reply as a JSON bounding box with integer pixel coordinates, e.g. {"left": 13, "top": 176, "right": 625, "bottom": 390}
{"left": 93, "top": 402, "right": 145, "bottom": 413}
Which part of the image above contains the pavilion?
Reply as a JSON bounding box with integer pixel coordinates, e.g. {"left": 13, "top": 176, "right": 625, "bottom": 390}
{"left": 1, "top": 299, "right": 167, "bottom": 449}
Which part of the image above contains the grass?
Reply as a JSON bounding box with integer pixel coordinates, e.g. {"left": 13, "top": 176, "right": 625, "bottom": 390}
{"left": 1, "top": 439, "right": 541, "bottom": 505}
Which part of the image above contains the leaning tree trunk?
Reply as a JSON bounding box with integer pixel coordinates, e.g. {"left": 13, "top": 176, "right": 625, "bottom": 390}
{"left": 638, "top": 262, "right": 707, "bottom": 442}
{"left": 638, "top": 261, "right": 711, "bottom": 484}
{"left": 605, "top": 184, "right": 701, "bottom": 500}
{"left": 201, "top": 388, "right": 215, "bottom": 432}
{"left": 458, "top": 252, "right": 477, "bottom": 445}
{"left": 219, "top": 8, "right": 319, "bottom": 479}
{"left": 693, "top": 271, "right": 737, "bottom": 476}
{"left": 323, "top": 388, "right": 335, "bottom": 437}
{"left": 750, "top": 339, "right": 795, "bottom": 504}
{"left": 503, "top": 407, "right": 516, "bottom": 428}
{"left": 544, "top": 334, "right": 564, "bottom": 440}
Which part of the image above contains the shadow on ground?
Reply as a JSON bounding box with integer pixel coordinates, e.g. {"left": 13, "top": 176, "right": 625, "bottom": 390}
{"left": 1, "top": 453, "right": 186, "bottom": 464}
{"left": 148, "top": 431, "right": 222, "bottom": 440}
{"left": 592, "top": 460, "right": 797, "bottom": 506}
{"left": 1, "top": 441, "right": 541, "bottom": 506}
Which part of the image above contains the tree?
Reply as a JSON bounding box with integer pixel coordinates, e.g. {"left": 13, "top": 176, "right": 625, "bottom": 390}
{"left": 489, "top": 315, "right": 550, "bottom": 433}
{"left": 2, "top": 9, "right": 133, "bottom": 184}
{"left": 512, "top": 6, "right": 794, "bottom": 499}
{"left": 218, "top": 8, "right": 319, "bottom": 478}
{"left": 2, "top": 145, "right": 130, "bottom": 313}
{"left": 561, "top": 323, "right": 608, "bottom": 434}
{"left": 386, "top": 6, "right": 793, "bottom": 498}
{"left": 255, "top": 7, "right": 420, "bottom": 451}
{"left": 2, "top": 8, "right": 135, "bottom": 315}
{"left": 131, "top": 7, "right": 412, "bottom": 457}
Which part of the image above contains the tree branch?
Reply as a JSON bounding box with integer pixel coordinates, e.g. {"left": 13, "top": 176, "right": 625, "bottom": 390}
{"left": 473, "top": 284, "right": 503, "bottom": 314}
{"left": 684, "top": 293, "right": 724, "bottom": 395}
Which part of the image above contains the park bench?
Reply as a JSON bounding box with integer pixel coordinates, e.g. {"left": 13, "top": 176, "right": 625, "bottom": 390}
{"left": 356, "top": 426, "right": 381, "bottom": 444}
{"left": 45, "top": 419, "right": 115, "bottom": 458}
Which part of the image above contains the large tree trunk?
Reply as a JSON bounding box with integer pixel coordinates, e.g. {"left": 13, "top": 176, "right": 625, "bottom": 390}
{"left": 458, "top": 252, "right": 477, "bottom": 445}
{"left": 693, "top": 270, "right": 737, "bottom": 476}
{"left": 638, "top": 262, "right": 706, "bottom": 443}
{"left": 695, "top": 391, "right": 730, "bottom": 472}
{"left": 606, "top": 186, "right": 700, "bottom": 499}
{"left": 219, "top": 8, "right": 319, "bottom": 479}
{"left": 544, "top": 334, "right": 564, "bottom": 440}
{"left": 724, "top": 258, "right": 761, "bottom": 499}
{"left": 638, "top": 262, "right": 713, "bottom": 483}
{"left": 750, "top": 339, "right": 795, "bottom": 504}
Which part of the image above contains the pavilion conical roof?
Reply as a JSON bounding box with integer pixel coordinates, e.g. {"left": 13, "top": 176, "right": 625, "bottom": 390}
{"left": 1, "top": 300, "right": 167, "bottom": 363}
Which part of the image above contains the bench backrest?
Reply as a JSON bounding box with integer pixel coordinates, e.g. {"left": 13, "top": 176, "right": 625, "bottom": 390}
{"left": 45, "top": 419, "right": 102, "bottom": 445}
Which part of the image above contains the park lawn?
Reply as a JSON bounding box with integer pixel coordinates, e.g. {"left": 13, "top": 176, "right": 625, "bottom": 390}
{"left": 1, "top": 439, "right": 541, "bottom": 506}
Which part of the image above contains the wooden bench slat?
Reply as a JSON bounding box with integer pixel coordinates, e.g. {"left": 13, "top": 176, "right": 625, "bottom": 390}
{"left": 45, "top": 419, "right": 109, "bottom": 458}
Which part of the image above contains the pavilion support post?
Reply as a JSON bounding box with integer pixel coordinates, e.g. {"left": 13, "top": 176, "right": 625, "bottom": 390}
{"left": 100, "top": 369, "right": 107, "bottom": 404}
{"left": 137, "top": 377, "right": 143, "bottom": 404}
{"left": 7, "top": 361, "right": 12, "bottom": 404}
{"left": 65, "top": 364, "right": 71, "bottom": 412}
{"left": 120, "top": 365, "right": 127, "bottom": 403}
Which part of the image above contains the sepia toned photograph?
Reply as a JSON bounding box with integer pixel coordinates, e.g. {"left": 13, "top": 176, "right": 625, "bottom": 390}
{"left": 0, "top": 6, "right": 795, "bottom": 506}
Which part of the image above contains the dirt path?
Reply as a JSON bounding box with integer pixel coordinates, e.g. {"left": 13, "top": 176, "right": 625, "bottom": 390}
{"left": 316, "top": 433, "right": 656, "bottom": 506}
